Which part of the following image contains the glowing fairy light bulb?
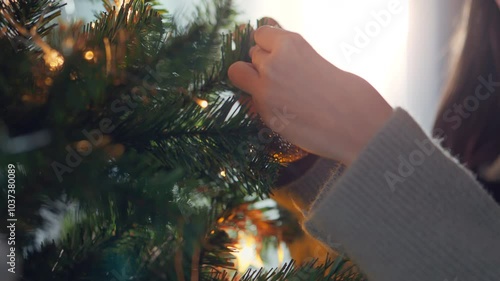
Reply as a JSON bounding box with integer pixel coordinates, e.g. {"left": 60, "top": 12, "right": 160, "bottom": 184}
{"left": 84, "top": 50, "right": 94, "bottom": 61}
{"left": 44, "top": 49, "right": 64, "bottom": 71}
{"left": 220, "top": 170, "right": 226, "bottom": 177}
{"left": 199, "top": 100, "right": 208, "bottom": 108}
{"left": 195, "top": 98, "right": 208, "bottom": 109}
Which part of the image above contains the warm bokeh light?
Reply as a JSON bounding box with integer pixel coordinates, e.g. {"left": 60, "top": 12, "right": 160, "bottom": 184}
{"left": 277, "top": 242, "right": 285, "bottom": 264}
{"left": 234, "top": 231, "right": 264, "bottom": 274}
{"left": 114, "top": 0, "right": 131, "bottom": 15}
{"left": 44, "top": 77, "right": 53, "bottom": 86}
{"left": 75, "top": 140, "right": 92, "bottom": 154}
{"left": 84, "top": 50, "right": 95, "bottom": 61}
{"left": 44, "top": 50, "right": 64, "bottom": 71}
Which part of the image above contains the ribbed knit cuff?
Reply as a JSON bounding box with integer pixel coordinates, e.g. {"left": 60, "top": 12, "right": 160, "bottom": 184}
{"left": 304, "top": 108, "right": 500, "bottom": 281}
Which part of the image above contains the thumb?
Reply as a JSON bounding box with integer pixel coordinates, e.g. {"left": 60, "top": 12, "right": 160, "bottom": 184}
{"left": 228, "top": 61, "right": 259, "bottom": 95}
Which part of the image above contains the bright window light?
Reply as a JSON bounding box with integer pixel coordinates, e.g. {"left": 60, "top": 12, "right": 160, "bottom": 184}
{"left": 235, "top": 0, "right": 409, "bottom": 107}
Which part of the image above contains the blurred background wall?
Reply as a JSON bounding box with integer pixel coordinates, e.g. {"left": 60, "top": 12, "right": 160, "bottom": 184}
{"left": 63, "top": 0, "right": 466, "bottom": 131}
{"left": 407, "top": 0, "right": 465, "bottom": 131}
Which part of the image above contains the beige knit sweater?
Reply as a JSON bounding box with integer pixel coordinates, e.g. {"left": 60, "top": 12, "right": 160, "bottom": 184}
{"left": 284, "top": 108, "right": 500, "bottom": 281}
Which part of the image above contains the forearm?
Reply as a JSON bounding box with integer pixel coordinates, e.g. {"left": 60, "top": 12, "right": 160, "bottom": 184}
{"left": 302, "top": 108, "right": 500, "bottom": 281}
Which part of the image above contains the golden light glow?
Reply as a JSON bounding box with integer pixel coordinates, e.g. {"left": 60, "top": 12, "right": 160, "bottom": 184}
{"left": 114, "top": 0, "right": 131, "bottom": 15}
{"left": 220, "top": 170, "right": 226, "bottom": 177}
{"left": 200, "top": 100, "right": 208, "bottom": 108}
{"left": 91, "top": 22, "right": 96, "bottom": 29}
{"left": 44, "top": 49, "right": 64, "bottom": 71}
{"left": 75, "top": 140, "right": 92, "bottom": 154}
{"left": 234, "top": 231, "right": 264, "bottom": 273}
{"left": 44, "top": 77, "right": 53, "bottom": 86}
{"left": 114, "top": 0, "right": 128, "bottom": 7}
{"left": 277, "top": 242, "right": 284, "bottom": 264}
{"left": 195, "top": 98, "right": 208, "bottom": 109}
{"left": 2, "top": 6, "right": 64, "bottom": 71}
{"left": 84, "top": 50, "right": 94, "bottom": 61}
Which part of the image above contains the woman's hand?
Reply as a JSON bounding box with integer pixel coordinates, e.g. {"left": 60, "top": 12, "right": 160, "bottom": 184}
{"left": 228, "top": 26, "right": 393, "bottom": 165}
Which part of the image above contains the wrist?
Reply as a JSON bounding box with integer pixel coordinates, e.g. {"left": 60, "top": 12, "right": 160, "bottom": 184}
{"left": 342, "top": 103, "right": 394, "bottom": 166}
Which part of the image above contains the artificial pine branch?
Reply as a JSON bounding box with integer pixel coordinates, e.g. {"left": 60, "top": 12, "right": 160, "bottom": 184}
{"left": 0, "top": 0, "right": 65, "bottom": 47}
{"left": 238, "top": 256, "right": 365, "bottom": 281}
{"left": 0, "top": 1, "right": 363, "bottom": 280}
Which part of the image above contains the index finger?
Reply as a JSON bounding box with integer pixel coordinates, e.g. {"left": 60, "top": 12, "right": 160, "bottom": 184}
{"left": 253, "top": 25, "right": 290, "bottom": 52}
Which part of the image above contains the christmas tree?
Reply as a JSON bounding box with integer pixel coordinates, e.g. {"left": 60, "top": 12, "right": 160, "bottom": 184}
{"left": 0, "top": 0, "right": 364, "bottom": 280}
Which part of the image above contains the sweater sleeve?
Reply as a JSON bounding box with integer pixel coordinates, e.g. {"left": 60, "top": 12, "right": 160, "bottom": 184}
{"left": 301, "top": 108, "right": 500, "bottom": 281}
{"left": 276, "top": 154, "right": 345, "bottom": 213}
